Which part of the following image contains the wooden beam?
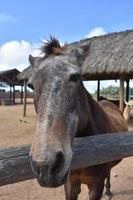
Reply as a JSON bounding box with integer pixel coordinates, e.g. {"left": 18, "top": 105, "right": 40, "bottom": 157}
{"left": 13, "top": 85, "right": 15, "bottom": 104}
{"left": 21, "top": 86, "right": 23, "bottom": 104}
{"left": 97, "top": 80, "right": 100, "bottom": 101}
{"left": 0, "top": 131, "right": 133, "bottom": 186}
{"left": 23, "top": 80, "right": 27, "bottom": 117}
{"left": 119, "top": 77, "right": 125, "bottom": 112}
{"left": 9, "top": 86, "right": 12, "bottom": 100}
{"left": 126, "top": 80, "right": 130, "bottom": 102}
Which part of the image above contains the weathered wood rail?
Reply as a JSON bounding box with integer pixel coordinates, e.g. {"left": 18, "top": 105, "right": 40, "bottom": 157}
{"left": 0, "top": 131, "right": 133, "bottom": 186}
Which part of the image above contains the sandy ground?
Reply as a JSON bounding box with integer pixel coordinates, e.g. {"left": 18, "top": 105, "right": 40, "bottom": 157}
{"left": 0, "top": 104, "right": 133, "bottom": 200}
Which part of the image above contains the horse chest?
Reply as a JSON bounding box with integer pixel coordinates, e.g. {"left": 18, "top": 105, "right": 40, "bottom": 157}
{"left": 70, "top": 167, "right": 102, "bottom": 186}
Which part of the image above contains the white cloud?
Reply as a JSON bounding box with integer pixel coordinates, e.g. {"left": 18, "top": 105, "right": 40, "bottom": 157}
{"left": 85, "top": 27, "right": 107, "bottom": 38}
{"left": 0, "top": 12, "right": 17, "bottom": 23}
{"left": 0, "top": 37, "right": 64, "bottom": 72}
{"left": 0, "top": 40, "right": 41, "bottom": 71}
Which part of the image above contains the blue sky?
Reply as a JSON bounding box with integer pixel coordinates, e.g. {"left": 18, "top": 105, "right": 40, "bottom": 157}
{"left": 0, "top": 0, "right": 133, "bottom": 92}
{"left": 1, "top": 0, "right": 133, "bottom": 44}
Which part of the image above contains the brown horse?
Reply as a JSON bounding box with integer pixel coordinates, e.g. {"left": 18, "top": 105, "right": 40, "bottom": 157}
{"left": 28, "top": 37, "right": 128, "bottom": 200}
{"left": 98, "top": 96, "right": 126, "bottom": 108}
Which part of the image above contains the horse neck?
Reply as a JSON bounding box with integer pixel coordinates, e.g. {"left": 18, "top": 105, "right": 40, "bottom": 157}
{"left": 76, "top": 89, "right": 109, "bottom": 137}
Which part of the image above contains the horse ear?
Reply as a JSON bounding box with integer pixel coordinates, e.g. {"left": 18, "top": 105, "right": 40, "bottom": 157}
{"left": 29, "top": 54, "right": 36, "bottom": 67}
{"left": 71, "top": 45, "right": 89, "bottom": 66}
{"left": 29, "top": 55, "right": 44, "bottom": 69}
{"left": 77, "top": 45, "right": 89, "bottom": 58}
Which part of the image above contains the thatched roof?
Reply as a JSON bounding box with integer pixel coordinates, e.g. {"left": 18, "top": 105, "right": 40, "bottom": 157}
{"left": 81, "top": 29, "right": 133, "bottom": 80}
{"left": 18, "top": 29, "right": 133, "bottom": 81}
{"left": 0, "top": 68, "right": 23, "bottom": 86}
{"left": 17, "top": 66, "right": 32, "bottom": 81}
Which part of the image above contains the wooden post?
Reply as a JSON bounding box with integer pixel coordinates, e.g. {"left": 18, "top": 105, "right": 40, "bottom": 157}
{"left": 9, "top": 86, "right": 12, "bottom": 100}
{"left": 119, "top": 77, "right": 125, "bottom": 112}
{"left": 126, "top": 80, "right": 130, "bottom": 102}
{"left": 13, "top": 85, "right": 15, "bottom": 104}
{"left": 21, "top": 86, "right": 23, "bottom": 104}
{"left": 97, "top": 80, "right": 100, "bottom": 101}
{"left": 23, "top": 80, "right": 27, "bottom": 117}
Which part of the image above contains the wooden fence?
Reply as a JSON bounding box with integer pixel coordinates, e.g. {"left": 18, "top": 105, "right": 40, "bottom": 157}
{"left": 0, "top": 131, "right": 133, "bottom": 186}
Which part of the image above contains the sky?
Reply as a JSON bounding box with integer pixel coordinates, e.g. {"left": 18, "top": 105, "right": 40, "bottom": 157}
{"left": 0, "top": 0, "right": 133, "bottom": 92}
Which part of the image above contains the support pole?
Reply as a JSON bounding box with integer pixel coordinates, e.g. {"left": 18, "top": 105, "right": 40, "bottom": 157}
{"left": 119, "top": 77, "right": 125, "bottom": 112}
{"left": 126, "top": 80, "right": 130, "bottom": 102}
{"left": 21, "top": 86, "right": 23, "bottom": 104}
{"left": 23, "top": 80, "right": 27, "bottom": 117}
{"left": 13, "top": 85, "right": 15, "bottom": 104}
{"left": 97, "top": 80, "right": 100, "bottom": 101}
{"left": 9, "top": 86, "right": 12, "bottom": 100}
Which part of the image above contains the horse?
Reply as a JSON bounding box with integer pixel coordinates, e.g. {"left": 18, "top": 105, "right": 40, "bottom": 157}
{"left": 98, "top": 96, "right": 126, "bottom": 108}
{"left": 28, "top": 37, "right": 128, "bottom": 200}
{"left": 123, "top": 101, "right": 133, "bottom": 122}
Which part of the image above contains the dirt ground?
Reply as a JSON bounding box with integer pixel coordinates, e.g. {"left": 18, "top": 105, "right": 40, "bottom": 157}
{"left": 0, "top": 104, "right": 133, "bottom": 200}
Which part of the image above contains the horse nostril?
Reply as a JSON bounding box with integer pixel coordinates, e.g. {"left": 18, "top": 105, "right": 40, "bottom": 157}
{"left": 51, "top": 151, "right": 65, "bottom": 174}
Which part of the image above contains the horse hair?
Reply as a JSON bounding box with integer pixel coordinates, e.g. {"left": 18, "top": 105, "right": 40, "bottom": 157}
{"left": 41, "top": 36, "right": 62, "bottom": 56}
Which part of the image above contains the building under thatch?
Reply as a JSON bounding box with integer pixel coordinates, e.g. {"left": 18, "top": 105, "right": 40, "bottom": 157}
{"left": 0, "top": 68, "right": 22, "bottom": 86}
{"left": 18, "top": 29, "right": 133, "bottom": 114}
{"left": 0, "top": 68, "right": 23, "bottom": 105}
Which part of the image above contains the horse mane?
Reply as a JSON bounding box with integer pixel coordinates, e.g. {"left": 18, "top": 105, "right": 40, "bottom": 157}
{"left": 41, "top": 36, "right": 65, "bottom": 56}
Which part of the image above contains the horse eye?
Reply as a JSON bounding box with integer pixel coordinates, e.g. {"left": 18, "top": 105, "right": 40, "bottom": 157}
{"left": 27, "top": 82, "right": 34, "bottom": 90}
{"left": 69, "top": 74, "right": 80, "bottom": 82}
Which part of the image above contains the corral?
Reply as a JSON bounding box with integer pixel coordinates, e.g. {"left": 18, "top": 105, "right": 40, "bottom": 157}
{"left": 1, "top": 30, "right": 133, "bottom": 200}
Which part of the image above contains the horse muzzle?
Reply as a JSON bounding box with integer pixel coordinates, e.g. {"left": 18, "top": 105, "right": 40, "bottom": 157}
{"left": 37, "top": 168, "right": 69, "bottom": 187}
{"left": 29, "top": 151, "right": 69, "bottom": 187}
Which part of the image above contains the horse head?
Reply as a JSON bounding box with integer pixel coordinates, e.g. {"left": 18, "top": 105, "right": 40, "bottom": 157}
{"left": 29, "top": 37, "right": 89, "bottom": 187}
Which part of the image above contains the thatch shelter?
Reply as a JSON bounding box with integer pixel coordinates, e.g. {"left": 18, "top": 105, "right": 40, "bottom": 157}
{"left": 0, "top": 68, "right": 22, "bottom": 85}
{"left": 82, "top": 30, "right": 133, "bottom": 80}
{"left": 0, "top": 68, "right": 23, "bottom": 104}
{"left": 18, "top": 29, "right": 133, "bottom": 115}
{"left": 17, "top": 66, "right": 32, "bottom": 82}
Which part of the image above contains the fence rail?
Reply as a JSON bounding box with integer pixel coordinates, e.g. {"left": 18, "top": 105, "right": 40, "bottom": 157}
{"left": 0, "top": 131, "right": 133, "bottom": 186}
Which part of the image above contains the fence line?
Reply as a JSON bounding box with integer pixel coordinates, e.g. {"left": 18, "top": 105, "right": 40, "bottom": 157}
{"left": 0, "top": 131, "right": 133, "bottom": 186}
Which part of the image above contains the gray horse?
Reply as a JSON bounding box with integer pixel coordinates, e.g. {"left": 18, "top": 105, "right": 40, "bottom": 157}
{"left": 29, "top": 37, "right": 128, "bottom": 200}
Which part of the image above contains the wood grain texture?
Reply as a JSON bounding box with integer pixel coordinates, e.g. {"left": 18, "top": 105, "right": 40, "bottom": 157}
{"left": 0, "top": 131, "right": 133, "bottom": 186}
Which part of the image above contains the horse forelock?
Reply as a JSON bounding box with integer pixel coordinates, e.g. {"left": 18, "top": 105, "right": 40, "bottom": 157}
{"left": 41, "top": 36, "right": 66, "bottom": 56}
{"left": 30, "top": 36, "right": 85, "bottom": 72}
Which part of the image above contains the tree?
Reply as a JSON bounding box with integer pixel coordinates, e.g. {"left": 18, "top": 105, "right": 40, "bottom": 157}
{"left": 95, "top": 85, "right": 119, "bottom": 96}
